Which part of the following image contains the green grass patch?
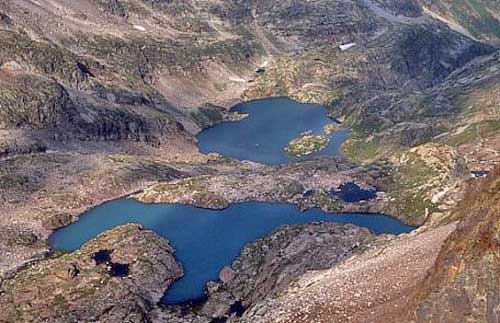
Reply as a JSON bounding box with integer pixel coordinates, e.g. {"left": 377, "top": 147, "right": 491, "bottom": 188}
{"left": 285, "top": 134, "right": 329, "bottom": 157}
{"left": 446, "top": 120, "right": 500, "bottom": 146}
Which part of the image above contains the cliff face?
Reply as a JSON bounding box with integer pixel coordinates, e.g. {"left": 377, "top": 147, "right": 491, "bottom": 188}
{"left": 409, "top": 168, "right": 500, "bottom": 322}
{"left": 0, "top": 26, "right": 192, "bottom": 156}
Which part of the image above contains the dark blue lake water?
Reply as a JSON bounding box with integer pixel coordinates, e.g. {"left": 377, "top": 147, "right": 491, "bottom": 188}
{"left": 197, "top": 97, "right": 349, "bottom": 164}
{"left": 331, "top": 183, "right": 377, "bottom": 203}
{"left": 49, "top": 199, "right": 414, "bottom": 305}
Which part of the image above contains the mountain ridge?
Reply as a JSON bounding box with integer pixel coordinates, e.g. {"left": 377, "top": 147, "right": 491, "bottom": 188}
{"left": 0, "top": 1, "right": 499, "bottom": 322}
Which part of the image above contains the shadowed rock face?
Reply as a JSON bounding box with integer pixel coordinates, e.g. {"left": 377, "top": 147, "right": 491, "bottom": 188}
{"left": 371, "top": 0, "right": 423, "bottom": 17}
{"left": 0, "top": 74, "right": 75, "bottom": 129}
{"left": 391, "top": 24, "right": 493, "bottom": 88}
{"left": 0, "top": 224, "right": 183, "bottom": 323}
{"left": 92, "top": 249, "right": 112, "bottom": 265}
{"left": 0, "top": 13, "right": 13, "bottom": 29}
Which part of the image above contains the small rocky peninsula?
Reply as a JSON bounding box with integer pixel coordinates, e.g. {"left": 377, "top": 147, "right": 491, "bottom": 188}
{"left": 0, "top": 224, "right": 183, "bottom": 322}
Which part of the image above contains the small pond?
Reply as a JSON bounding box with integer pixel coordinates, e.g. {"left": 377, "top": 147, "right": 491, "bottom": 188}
{"left": 331, "top": 182, "right": 377, "bottom": 203}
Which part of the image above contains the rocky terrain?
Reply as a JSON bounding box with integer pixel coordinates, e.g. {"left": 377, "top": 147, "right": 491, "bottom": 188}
{"left": 134, "top": 146, "right": 468, "bottom": 226}
{"left": 236, "top": 223, "right": 457, "bottom": 323}
{"left": 0, "top": 0, "right": 499, "bottom": 322}
{"left": 155, "top": 222, "right": 375, "bottom": 322}
{"left": 409, "top": 167, "right": 500, "bottom": 322}
{"left": 0, "top": 224, "right": 183, "bottom": 322}
{"left": 152, "top": 168, "right": 498, "bottom": 323}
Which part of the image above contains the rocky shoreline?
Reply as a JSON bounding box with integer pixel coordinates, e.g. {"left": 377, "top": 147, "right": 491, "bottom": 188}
{"left": 0, "top": 0, "right": 498, "bottom": 322}
{"left": 156, "top": 222, "right": 376, "bottom": 322}
{"left": 0, "top": 133, "right": 471, "bottom": 323}
{"left": 0, "top": 224, "right": 183, "bottom": 323}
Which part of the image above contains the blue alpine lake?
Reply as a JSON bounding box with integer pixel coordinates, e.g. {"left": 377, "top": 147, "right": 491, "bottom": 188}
{"left": 49, "top": 199, "right": 415, "bottom": 305}
{"left": 197, "top": 97, "right": 350, "bottom": 164}
{"left": 49, "top": 97, "right": 413, "bottom": 305}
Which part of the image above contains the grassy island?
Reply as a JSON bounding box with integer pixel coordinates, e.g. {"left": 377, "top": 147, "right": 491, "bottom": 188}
{"left": 285, "top": 134, "right": 329, "bottom": 157}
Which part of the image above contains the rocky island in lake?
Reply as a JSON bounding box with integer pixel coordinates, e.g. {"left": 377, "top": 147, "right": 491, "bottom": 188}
{"left": 285, "top": 134, "right": 330, "bottom": 157}
{"left": 0, "top": 0, "right": 499, "bottom": 322}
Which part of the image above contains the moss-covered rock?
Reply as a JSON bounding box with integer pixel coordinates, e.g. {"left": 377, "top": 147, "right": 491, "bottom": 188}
{"left": 136, "top": 177, "right": 229, "bottom": 209}
{"left": 190, "top": 104, "right": 225, "bottom": 129}
{"left": 311, "top": 190, "right": 344, "bottom": 213}
{"left": 384, "top": 143, "right": 468, "bottom": 225}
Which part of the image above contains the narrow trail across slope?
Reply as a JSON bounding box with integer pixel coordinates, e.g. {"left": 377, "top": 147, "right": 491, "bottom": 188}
{"left": 360, "top": 0, "right": 428, "bottom": 25}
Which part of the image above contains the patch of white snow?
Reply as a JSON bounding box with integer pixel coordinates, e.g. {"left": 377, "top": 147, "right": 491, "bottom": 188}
{"left": 339, "top": 43, "right": 356, "bottom": 51}
{"left": 133, "top": 25, "right": 146, "bottom": 32}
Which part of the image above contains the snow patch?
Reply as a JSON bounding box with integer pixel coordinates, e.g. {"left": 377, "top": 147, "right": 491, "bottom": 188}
{"left": 133, "top": 25, "right": 146, "bottom": 32}
{"left": 339, "top": 43, "right": 356, "bottom": 51}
